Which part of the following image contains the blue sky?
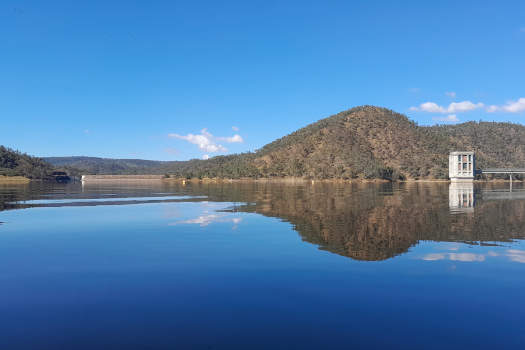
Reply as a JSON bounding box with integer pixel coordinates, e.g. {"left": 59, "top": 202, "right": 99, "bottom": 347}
{"left": 1, "top": 0, "right": 524, "bottom": 160}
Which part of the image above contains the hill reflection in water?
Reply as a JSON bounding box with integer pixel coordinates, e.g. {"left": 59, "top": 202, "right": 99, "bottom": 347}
{"left": 90, "top": 181, "right": 525, "bottom": 261}
{"left": 168, "top": 181, "right": 525, "bottom": 261}
{"left": 218, "top": 182, "right": 525, "bottom": 261}
{"left": 2, "top": 181, "right": 525, "bottom": 262}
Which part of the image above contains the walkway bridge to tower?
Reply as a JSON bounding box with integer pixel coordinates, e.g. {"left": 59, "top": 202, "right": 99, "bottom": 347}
{"left": 480, "top": 169, "right": 525, "bottom": 191}
{"left": 449, "top": 152, "right": 525, "bottom": 190}
{"left": 480, "top": 169, "right": 525, "bottom": 175}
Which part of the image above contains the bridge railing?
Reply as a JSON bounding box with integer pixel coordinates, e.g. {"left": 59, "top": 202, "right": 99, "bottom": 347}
{"left": 481, "top": 169, "right": 525, "bottom": 174}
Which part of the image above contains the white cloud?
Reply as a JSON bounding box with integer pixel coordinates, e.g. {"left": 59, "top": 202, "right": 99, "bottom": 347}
{"left": 202, "top": 154, "right": 209, "bottom": 160}
{"left": 445, "top": 91, "right": 456, "bottom": 98}
{"left": 486, "top": 105, "right": 499, "bottom": 113}
{"left": 433, "top": 114, "right": 459, "bottom": 123}
{"left": 169, "top": 128, "right": 226, "bottom": 153}
{"left": 486, "top": 98, "right": 525, "bottom": 113}
{"left": 217, "top": 134, "right": 243, "bottom": 143}
{"left": 169, "top": 127, "right": 243, "bottom": 155}
{"left": 416, "top": 102, "right": 446, "bottom": 113}
{"left": 447, "top": 101, "right": 484, "bottom": 113}
{"left": 232, "top": 126, "right": 239, "bottom": 131}
{"left": 410, "top": 100, "right": 484, "bottom": 114}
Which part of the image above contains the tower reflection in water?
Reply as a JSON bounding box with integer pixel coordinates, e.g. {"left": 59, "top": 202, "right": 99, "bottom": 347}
{"left": 449, "top": 182, "right": 475, "bottom": 213}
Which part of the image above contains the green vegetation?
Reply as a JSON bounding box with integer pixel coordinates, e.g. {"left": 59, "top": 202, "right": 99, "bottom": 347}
{"left": 42, "top": 156, "right": 166, "bottom": 176}
{"left": 20, "top": 105, "right": 525, "bottom": 180}
{"left": 0, "top": 146, "right": 53, "bottom": 180}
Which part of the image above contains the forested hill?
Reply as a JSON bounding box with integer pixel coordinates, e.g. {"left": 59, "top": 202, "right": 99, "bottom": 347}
{"left": 244, "top": 106, "right": 525, "bottom": 180}
{"left": 43, "top": 156, "right": 169, "bottom": 176}
{"left": 0, "top": 146, "right": 54, "bottom": 179}
{"left": 161, "top": 105, "right": 525, "bottom": 180}
{"left": 30, "top": 105, "right": 525, "bottom": 180}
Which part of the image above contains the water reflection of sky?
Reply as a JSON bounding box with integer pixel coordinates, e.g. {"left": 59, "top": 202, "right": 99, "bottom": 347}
{"left": 169, "top": 202, "right": 243, "bottom": 229}
{"left": 1, "top": 183, "right": 525, "bottom": 348}
{"left": 9, "top": 195, "right": 206, "bottom": 205}
{"left": 419, "top": 242, "right": 525, "bottom": 264}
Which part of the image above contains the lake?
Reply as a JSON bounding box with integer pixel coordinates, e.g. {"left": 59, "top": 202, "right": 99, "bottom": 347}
{"left": 1, "top": 181, "right": 524, "bottom": 349}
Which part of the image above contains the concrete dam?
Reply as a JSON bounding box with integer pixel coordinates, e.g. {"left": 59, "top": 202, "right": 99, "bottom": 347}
{"left": 81, "top": 175, "right": 165, "bottom": 182}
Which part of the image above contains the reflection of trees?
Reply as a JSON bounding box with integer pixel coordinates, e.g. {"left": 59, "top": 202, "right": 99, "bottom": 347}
{"left": 174, "top": 182, "right": 525, "bottom": 261}
{"left": 0, "top": 184, "right": 33, "bottom": 211}
{"left": 2, "top": 181, "right": 525, "bottom": 261}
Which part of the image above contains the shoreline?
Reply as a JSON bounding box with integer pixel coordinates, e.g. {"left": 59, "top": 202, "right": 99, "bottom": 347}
{"left": 161, "top": 177, "right": 523, "bottom": 184}
{"left": 3, "top": 175, "right": 521, "bottom": 185}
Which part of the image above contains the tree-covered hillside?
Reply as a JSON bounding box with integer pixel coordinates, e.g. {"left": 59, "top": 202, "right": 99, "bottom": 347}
{"left": 0, "top": 146, "right": 53, "bottom": 179}
{"left": 242, "top": 106, "right": 525, "bottom": 180}
{"left": 43, "top": 157, "right": 168, "bottom": 176}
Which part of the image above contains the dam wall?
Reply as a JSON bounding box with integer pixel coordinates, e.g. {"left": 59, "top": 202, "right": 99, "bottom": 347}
{"left": 81, "top": 175, "right": 164, "bottom": 182}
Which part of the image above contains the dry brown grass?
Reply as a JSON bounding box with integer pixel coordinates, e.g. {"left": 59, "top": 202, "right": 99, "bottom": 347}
{"left": 0, "top": 175, "right": 30, "bottom": 184}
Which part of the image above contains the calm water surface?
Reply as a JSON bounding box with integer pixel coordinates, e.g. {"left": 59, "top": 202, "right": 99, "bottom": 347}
{"left": 1, "top": 181, "right": 524, "bottom": 349}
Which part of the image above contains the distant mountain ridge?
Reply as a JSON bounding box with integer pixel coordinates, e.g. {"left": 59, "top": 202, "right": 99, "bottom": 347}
{"left": 35, "top": 105, "right": 525, "bottom": 180}
{"left": 43, "top": 156, "right": 170, "bottom": 175}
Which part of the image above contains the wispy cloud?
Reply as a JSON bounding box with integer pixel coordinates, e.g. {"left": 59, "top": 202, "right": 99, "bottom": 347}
{"left": 410, "top": 102, "right": 445, "bottom": 113}
{"left": 445, "top": 91, "right": 456, "bottom": 99}
{"left": 487, "top": 98, "right": 525, "bottom": 113}
{"left": 433, "top": 114, "right": 459, "bottom": 123}
{"left": 412, "top": 97, "right": 525, "bottom": 115}
{"left": 410, "top": 101, "right": 484, "bottom": 114}
{"left": 408, "top": 87, "right": 420, "bottom": 93}
{"left": 520, "top": 27, "right": 525, "bottom": 33}
{"left": 217, "top": 134, "right": 243, "bottom": 143}
{"left": 232, "top": 126, "right": 239, "bottom": 131}
{"left": 169, "top": 128, "right": 244, "bottom": 155}
{"left": 169, "top": 129, "right": 225, "bottom": 153}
